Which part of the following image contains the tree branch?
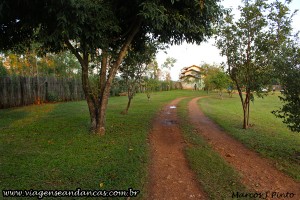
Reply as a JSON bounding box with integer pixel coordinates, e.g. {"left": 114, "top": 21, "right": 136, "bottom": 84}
{"left": 64, "top": 38, "right": 84, "bottom": 66}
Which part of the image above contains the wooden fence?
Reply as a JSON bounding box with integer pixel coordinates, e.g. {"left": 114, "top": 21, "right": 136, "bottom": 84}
{"left": 0, "top": 76, "right": 85, "bottom": 108}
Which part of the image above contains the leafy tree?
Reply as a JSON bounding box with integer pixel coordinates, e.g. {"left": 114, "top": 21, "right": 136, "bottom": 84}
{"left": 209, "top": 69, "right": 230, "bottom": 99}
{"left": 202, "top": 64, "right": 219, "bottom": 93}
{"left": 146, "top": 60, "right": 160, "bottom": 80}
{"left": 144, "top": 78, "right": 160, "bottom": 101}
{"left": 120, "top": 42, "right": 157, "bottom": 114}
{"left": 272, "top": 41, "right": 300, "bottom": 132}
{"left": 265, "top": 0, "right": 300, "bottom": 132}
{"left": 1, "top": 0, "right": 224, "bottom": 135}
{"left": 162, "top": 57, "right": 177, "bottom": 70}
{"left": 161, "top": 57, "right": 176, "bottom": 89}
{"left": 49, "top": 53, "right": 80, "bottom": 77}
{"left": 216, "top": 0, "right": 295, "bottom": 129}
{"left": 1, "top": 47, "right": 80, "bottom": 78}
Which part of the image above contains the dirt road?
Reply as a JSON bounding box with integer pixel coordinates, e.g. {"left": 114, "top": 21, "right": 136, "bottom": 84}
{"left": 147, "top": 98, "right": 206, "bottom": 200}
{"left": 188, "top": 97, "right": 299, "bottom": 197}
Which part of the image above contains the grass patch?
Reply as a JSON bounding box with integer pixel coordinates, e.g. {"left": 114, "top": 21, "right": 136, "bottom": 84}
{"left": 0, "top": 90, "right": 201, "bottom": 199}
{"left": 177, "top": 98, "right": 250, "bottom": 200}
{"left": 198, "top": 93, "right": 300, "bottom": 181}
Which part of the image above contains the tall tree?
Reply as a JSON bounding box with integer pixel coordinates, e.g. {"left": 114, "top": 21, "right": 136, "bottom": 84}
{"left": 272, "top": 42, "right": 300, "bottom": 132}
{"left": 209, "top": 69, "right": 230, "bottom": 99}
{"left": 1, "top": 0, "right": 224, "bottom": 135}
{"left": 161, "top": 57, "right": 176, "bottom": 89}
{"left": 216, "top": 0, "right": 295, "bottom": 129}
{"left": 265, "top": 0, "right": 300, "bottom": 132}
{"left": 202, "top": 63, "right": 219, "bottom": 93}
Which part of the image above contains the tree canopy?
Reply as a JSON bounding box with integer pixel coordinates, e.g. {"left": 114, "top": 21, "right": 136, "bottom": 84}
{"left": 1, "top": 0, "right": 223, "bottom": 53}
{"left": 216, "top": 0, "right": 299, "bottom": 130}
{"left": 0, "top": 0, "right": 224, "bottom": 135}
{"left": 272, "top": 41, "right": 300, "bottom": 132}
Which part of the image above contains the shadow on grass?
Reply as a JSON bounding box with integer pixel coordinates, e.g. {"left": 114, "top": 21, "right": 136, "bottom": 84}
{"left": 0, "top": 109, "right": 29, "bottom": 129}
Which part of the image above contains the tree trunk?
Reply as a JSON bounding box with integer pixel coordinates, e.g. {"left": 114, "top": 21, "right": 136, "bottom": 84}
{"left": 247, "top": 97, "right": 250, "bottom": 126}
{"left": 122, "top": 96, "right": 132, "bottom": 115}
{"left": 95, "top": 90, "right": 110, "bottom": 135}
{"left": 243, "top": 104, "right": 248, "bottom": 129}
{"left": 65, "top": 18, "right": 141, "bottom": 136}
{"left": 242, "top": 90, "right": 251, "bottom": 129}
{"left": 122, "top": 83, "right": 135, "bottom": 115}
{"left": 147, "top": 92, "right": 151, "bottom": 101}
{"left": 234, "top": 80, "right": 248, "bottom": 130}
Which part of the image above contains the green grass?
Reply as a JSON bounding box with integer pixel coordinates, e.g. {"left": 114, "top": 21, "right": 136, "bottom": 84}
{"left": 198, "top": 92, "right": 300, "bottom": 181}
{"left": 1, "top": 90, "right": 299, "bottom": 199}
{"left": 177, "top": 98, "right": 250, "bottom": 200}
{"left": 0, "top": 90, "right": 201, "bottom": 199}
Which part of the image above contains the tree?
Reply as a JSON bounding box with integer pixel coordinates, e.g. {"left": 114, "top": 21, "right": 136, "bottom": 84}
{"left": 161, "top": 57, "right": 176, "bottom": 90}
{"left": 120, "top": 42, "right": 157, "bottom": 114}
{"left": 43, "top": 52, "right": 81, "bottom": 78}
{"left": 146, "top": 60, "right": 160, "bottom": 80}
{"left": 1, "top": 0, "right": 224, "bottom": 135}
{"left": 209, "top": 69, "right": 230, "bottom": 99}
{"left": 144, "top": 77, "right": 160, "bottom": 101}
{"left": 162, "top": 57, "right": 176, "bottom": 69}
{"left": 272, "top": 41, "right": 300, "bottom": 132}
{"left": 266, "top": 0, "right": 300, "bottom": 132}
{"left": 202, "top": 64, "right": 218, "bottom": 93}
{"left": 216, "top": 0, "right": 295, "bottom": 129}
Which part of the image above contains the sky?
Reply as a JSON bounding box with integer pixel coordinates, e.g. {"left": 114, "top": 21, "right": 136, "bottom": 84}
{"left": 156, "top": 0, "right": 300, "bottom": 81}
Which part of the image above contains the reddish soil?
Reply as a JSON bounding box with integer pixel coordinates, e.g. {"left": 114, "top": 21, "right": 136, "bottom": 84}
{"left": 147, "top": 98, "right": 207, "bottom": 200}
{"left": 188, "top": 97, "right": 300, "bottom": 198}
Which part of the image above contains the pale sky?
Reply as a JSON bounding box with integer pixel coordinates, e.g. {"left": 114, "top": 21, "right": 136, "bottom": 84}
{"left": 156, "top": 0, "right": 300, "bottom": 81}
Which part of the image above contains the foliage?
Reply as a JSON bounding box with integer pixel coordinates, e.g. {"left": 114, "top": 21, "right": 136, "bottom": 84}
{"left": 110, "top": 76, "right": 126, "bottom": 97}
{"left": 46, "top": 92, "right": 59, "bottom": 102}
{"left": 209, "top": 69, "right": 230, "bottom": 99}
{"left": 119, "top": 42, "right": 157, "bottom": 114}
{"left": 0, "top": 50, "right": 80, "bottom": 78}
{"left": 145, "top": 60, "right": 161, "bottom": 80}
{"left": 161, "top": 57, "right": 176, "bottom": 82}
{"left": 0, "top": 60, "right": 8, "bottom": 76}
{"left": 144, "top": 78, "right": 160, "bottom": 101}
{"left": 272, "top": 42, "right": 300, "bottom": 132}
{"left": 202, "top": 63, "right": 220, "bottom": 92}
{"left": 263, "top": 0, "right": 300, "bottom": 133}
{"left": 216, "top": 0, "right": 296, "bottom": 129}
{"left": 47, "top": 51, "right": 81, "bottom": 78}
{"left": 161, "top": 57, "right": 176, "bottom": 70}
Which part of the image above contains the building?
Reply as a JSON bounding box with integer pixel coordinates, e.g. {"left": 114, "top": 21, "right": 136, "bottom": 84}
{"left": 179, "top": 65, "right": 205, "bottom": 90}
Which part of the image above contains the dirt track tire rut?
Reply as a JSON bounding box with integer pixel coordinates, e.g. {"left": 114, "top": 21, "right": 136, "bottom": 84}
{"left": 148, "top": 97, "right": 206, "bottom": 200}
{"left": 188, "top": 97, "right": 300, "bottom": 198}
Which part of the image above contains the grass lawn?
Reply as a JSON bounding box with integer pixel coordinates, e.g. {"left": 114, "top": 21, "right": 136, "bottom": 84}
{"left": 0, "top": 90, "right": 200, "bottom": 199}
{"left": 198, "top": 92, "right": 300, "bottom": 181}
{"left": 177, "top": 98, "right": 249, "bottom": 200}
{"left": 1, "top": 90, "right": 299, "bottom": 199}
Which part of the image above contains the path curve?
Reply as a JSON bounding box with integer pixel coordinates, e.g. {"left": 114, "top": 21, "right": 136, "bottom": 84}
{"left": 148, "top": 97, "right": 206, "bottom": 200}
{"left": 188, "top": 97, "right": 300, "bottom": 197}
